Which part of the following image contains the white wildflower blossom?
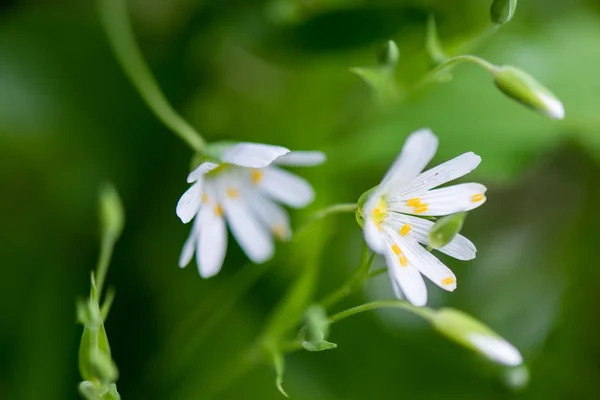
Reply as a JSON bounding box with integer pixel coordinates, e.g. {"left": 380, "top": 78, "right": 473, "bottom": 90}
{"left": 360, "top": 128, "right": 486, "bottom": 306}
{"left": 176, "top": 142, "right": 325, "bottom": 277}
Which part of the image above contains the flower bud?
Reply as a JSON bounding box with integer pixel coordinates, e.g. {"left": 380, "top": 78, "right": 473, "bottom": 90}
{"left": 428, "top": 212, "right": 466, "bottom": 249}
{"left": 493, "top": 66, "right": 564, "bottom": 120}
{"left": 378, "top": 40, "right": 399, "bottom": 70}
{"left": 302, "top": 305, "right": 337, "bottom": 352}
{"left": 432, "top": 308, "right": 523, "bottom": 366}
{"left": 99, "top": 183, "right": 124, "bottom": 240}
{"left": 491, "top": 0, "right": 517, "bottom": 25}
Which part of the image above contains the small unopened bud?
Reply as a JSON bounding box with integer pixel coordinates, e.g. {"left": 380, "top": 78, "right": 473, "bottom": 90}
{"left": 378, "top": 40, "right": 399, "bottom": 70}
{"left": 432, "top": 308, "right": 523, "bottom": 367}
{"left": 99, "top": 183, "right": 125, "bottom": 240}
{"left": 429, "top": 212, "right": 466, "bottom": 249}
{"left": 302, "top": 305, "right": 337, "bottom": 352}
{"left": 493, "top": 66, "right": 564, "bottom": 120}
{"left": 491, "top": 0, "right": 518, "bottom": 25}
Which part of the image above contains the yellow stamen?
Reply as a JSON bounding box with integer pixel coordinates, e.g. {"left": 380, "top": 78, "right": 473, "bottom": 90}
{"left": 214, "top": 204, "right": 223, "bottom": 216}
{"left": 406, "top": 198, "right": 421, "bottom": 206}
{"left": 371, "top": 198, "right": 388, "bottom": 224}
{"left": 399, "top": 254, "right": 408, "bottom": 267}
{"left": 226, "top": 187, "right": 240, "bottom": 199}
{"left": 251, "top": 169, "right": 263, "bottom": 184}
{"left": 413, "top": 204, "right": 429, "bottom": 214}
{"left": 391, "top": 244, "right": 401, "bottom": 255}
{"left": 272, "top": 224, "right": 287, "bottom": 240}
{"left": 442, "top": 277, "right": 455, "bottom": 285}
{"left": 202, "top": 194, "right": 210, "bottom": 204}
{"left": 399, "top": 224, "right": 411, "bottom": 236}
{"left": 471, "top": 193, "right": 485, "bottom": 203}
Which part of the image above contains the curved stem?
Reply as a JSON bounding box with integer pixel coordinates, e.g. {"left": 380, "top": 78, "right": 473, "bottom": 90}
{"left": 96, "top": 0, "right": 207, "bottom": 152}
{"left": 329, "top": 300, "right": 435, "bottom": 324}
{"left": 419, "top": 54, "right": 497, "bottom": 88}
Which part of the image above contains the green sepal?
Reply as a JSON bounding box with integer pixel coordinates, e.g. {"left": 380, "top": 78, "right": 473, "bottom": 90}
{"left": 491, "top": 0, "right": 517, "bottom": 25}
{"left": 428, "top": 212, "right": 466, "bottom": 249}
{"left": 355, "top": 186, "right": 378, "bottom": 228}
{"left": 301, "top": 305, "right": 337, "bottom": 352}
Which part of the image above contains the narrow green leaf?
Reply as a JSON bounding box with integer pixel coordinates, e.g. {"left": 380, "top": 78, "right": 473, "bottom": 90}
{"left": 272, "top": 349, "right": 289, "bottom": 398}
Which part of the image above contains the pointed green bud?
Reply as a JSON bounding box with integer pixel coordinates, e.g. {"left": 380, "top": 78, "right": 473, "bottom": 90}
{"left": 428, "top": 212, "right": 466, "bottom": 249}
{"left": 426, "top": 15, "right": 447, "bottom": 65}
{"left": 491, "top": 0, "right": 517, "bottom": 25}
{"left": 378, "top": 40, "right": 399, "bottom": 70}
{"left": 99, "top": 183, "right": 124, "bottom": 240}
{"left": 302, "top": 305, "right": 337, "bottom": 352}
{"left": 431, "top": 308, "right": 523, "bottom": 366}
{"left": 356, "top": 186, "right": 378, "bottom": 228}
{"left": 493, "top": 66, "right": 564, "bottom": 120}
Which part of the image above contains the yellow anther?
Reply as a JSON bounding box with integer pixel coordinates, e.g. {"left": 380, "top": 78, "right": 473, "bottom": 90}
{"left": 272, "top": 224, "right": 287, "bottom": 240}
{"left": 471, "top": 193, "right": 485, "bottom": 203}
{"left": 413, "top": 204, "right": 429, "bottom": 214}
{"left": 214, "top": 204, "right": 223, "bottom": 216}
{"left": 371, "top": 198, "right": 388, "bottom": 224}
{"left": 399, "top": 254, "right": 408, "bottom": 267}
{"left": 251, "top": 169, "right": 263, "bottom": 184}
{"left": 442, "top": 277, "right": 455, "bottom": 285}
{"left": 406, "top": 198, "right": 421, "bottom": 206}
{"left": 391, "top": 244, "right": 401, "bottom": 255}
{"left": 202, "top": 194, "right": 210, "bottom": 204}
{"left": 399, "top": 224, "right": 411, "bottom": 236}
{"left": 226, "top": 187, "right": 240, "bottom": 199}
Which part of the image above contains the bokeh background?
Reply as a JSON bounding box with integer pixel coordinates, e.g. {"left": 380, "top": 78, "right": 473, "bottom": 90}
{"left": 2, "top": 0, "right": 600, "bottom": 399}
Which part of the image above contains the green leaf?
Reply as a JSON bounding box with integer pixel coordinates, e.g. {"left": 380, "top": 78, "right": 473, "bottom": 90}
{"left": 426, "top": 15, "right": 447, "bottom": 65}
{"left": 428, "top": 212, "right": 466, "bottom": 249}
{"left": 272, "top": 349, "right": 289, "bottom": 398}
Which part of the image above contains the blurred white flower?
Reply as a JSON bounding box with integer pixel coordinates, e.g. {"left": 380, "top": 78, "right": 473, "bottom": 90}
{"left": 176, "top": 142, "right": 325, "bottom": 277}
{"left": 360, "top": 129, "right": 486, "bottom": 306}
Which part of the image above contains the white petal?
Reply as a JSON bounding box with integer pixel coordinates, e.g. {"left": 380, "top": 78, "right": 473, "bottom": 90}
{"left": 393, "top": 183, "right": 487, "bottom": 217}
{"left": 176, "top": 180, "right": 203, "bottom": 223}
{"left": 245, "top": 190, "right": 292, "bottom": 241}
{"left": 273, "top": 151, "right": 326, "bottom": 167}
{"left": 391, "top": 152, "right": 482, "bottom": 199}
{"left": 385, "top": 213, "right": 476, "bottom": 260}
{"left": 539, "top": 93, "right": 565, "bottom": 120}
{"left": 382, "top": 233, "right": 428, "bottom": 306}
{"left": 258, "top": 166, "right": 314, "bottom": 208}
{"left": 179, "top": 229, "right": 197, "bottom": 268}
{"left": 187, "top": 162, "right": 219, "bottom": 183}
{"left": 380, "top": 128, "right": 438, "bottom": 191}
{"left": 196, "top": 208, "right": 227, "bottom": 278}
{"left": 363, "top": 218, "right": 385, "bottom": 253}
{"left": 223, "top": 190, "right": 274, "bottom": 263}
{"left": 390, "top": 229, "right": 457, "bottom": 292}
{"left": 221, "top": 142, "right": 290, "bottom": 168}
{"left": 468, "top": 333, "right": 523, "bottom": 366}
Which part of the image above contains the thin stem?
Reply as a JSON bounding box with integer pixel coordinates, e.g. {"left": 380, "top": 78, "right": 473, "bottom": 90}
{"left": 295, "top": 203, "right": 357, "bottom": 237}
{"left": 418, "top": 54, "right": 497, "bottom": 89}
{"left": 95, "top": 233, "right": 115, "bottom": 299}
{"left": 319, "top": 244, "right": 375, "bottom": 309}
{"left": 96, "top": 0, "right": 207, "bottom": 152}
{"left": 329, "top": 300, "right": 435, "bottom": 324}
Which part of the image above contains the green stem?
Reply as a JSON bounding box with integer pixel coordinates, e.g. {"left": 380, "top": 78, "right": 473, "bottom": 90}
{"left": 419, "top": 54, "right": 497, "bottom": 88}
{"left": 295, "top": 203, "right": 357, "bottom": 237}
{"left": 329, "top": 300, "right": 435, "bottom": 324}
{"left": 95, "top": 233, "right": 115, "bottom": 299}
{"left": 319, "top": 244, "right": 375, "bottom": 309}
{"left": 96, "top": 0, "right": 207, "bottom": 152}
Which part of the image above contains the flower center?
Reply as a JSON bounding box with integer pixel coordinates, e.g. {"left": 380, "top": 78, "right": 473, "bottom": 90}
{"left": 371, "top": 197, "right": 388, "bottom": 225}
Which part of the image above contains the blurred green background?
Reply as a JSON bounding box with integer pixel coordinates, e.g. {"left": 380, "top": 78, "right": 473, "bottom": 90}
{"left": 2, "top": 0, "right": 600, "bottom": 399}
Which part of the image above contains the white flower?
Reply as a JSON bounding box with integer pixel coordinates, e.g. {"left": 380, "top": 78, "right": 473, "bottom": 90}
{"left": 468, "top": 333, "right": 523, "bottom": 366}
{"left": 176, "top": 142, "right": 326, "bottom": 277}
{"left": 361, "top": 128, "right": 486, "bottom": 306}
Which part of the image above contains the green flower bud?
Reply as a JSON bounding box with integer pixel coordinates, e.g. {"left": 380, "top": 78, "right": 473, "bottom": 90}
{"left": 99, "top": 183, "right": 124, "bottom": 240}
{"left": 378, "top": 40, "right": 399, "bottom": 70}
{"left": 432, "top": 308, "right": 523, "bottom": 366}
{"left": 493, "top": 66, "right": 564, "bottom": 120}
{"left": 428, "top": 212, "right": 466, "bottom": 249}
{"left": 302, "top": 305, "right": 337, "bottom": 352}
{"left": 491, "top": 0, "right": 517, "bottom": 25}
